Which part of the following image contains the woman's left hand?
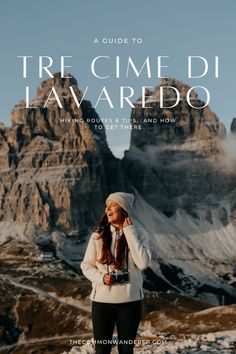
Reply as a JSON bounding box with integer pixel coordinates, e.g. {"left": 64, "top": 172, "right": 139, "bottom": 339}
{"left": 123, "top": 217, "right": 132, "bottom": 227}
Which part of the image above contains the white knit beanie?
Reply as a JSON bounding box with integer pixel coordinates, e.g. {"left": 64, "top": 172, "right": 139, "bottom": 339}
{"left": 106, "top": 192, "right": 135, "bottom": 215}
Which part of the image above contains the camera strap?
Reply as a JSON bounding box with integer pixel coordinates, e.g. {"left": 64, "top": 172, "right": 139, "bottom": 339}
{"left": 125, "top": 247, "right": 129, "bottom": 272}
{"left": 106, "top": 246, "right": 129, "bottom": 273}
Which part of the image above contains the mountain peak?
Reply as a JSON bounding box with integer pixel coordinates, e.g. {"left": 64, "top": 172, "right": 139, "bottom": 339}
{"left": 0, "top": 73, "right": 124, "bottom": 235}
{"left": 37, "top": 72, "right": 78, "bottom": 93}
{"left": 132, "top": 78, "right": 225, "bottom": 148}
{"left": 10, "top": 72, "right": 107, "bottom": 146}
{"left": 34, "top": 72, "right": 81, "bottom": 107}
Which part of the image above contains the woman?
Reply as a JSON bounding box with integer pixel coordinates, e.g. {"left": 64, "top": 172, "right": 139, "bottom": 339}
{"left": 81, "top": 192, "right": 151, "bottom": 354}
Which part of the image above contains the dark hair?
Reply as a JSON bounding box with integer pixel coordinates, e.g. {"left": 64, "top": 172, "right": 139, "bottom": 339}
{"left": 96, "top": 212, "right": 128, "bottom": 269}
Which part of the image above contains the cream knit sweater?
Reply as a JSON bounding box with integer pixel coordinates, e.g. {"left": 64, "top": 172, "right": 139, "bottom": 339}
{"left": 80, "top": 224, "right": 151, "bottom": 303}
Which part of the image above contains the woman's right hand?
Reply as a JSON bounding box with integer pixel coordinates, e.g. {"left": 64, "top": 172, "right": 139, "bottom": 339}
{"left": 103, "top": 274, "right": 113, "bottom": 285}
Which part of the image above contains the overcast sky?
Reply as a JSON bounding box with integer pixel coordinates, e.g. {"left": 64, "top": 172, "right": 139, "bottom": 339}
{"left": 0, "top": 0, "right": 235, "bottom": 157}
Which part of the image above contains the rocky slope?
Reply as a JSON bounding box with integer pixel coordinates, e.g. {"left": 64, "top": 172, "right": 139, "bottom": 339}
{"left": 0, "top": 241, "right": 235, "bottom": 353}
{"left": 0, "top": 73, "right": 125, "bottom": 237}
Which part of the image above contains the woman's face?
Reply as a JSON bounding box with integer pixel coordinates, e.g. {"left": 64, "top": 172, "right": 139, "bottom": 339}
{"left": 105, "top": 201, "right": 124, "bottom": 226}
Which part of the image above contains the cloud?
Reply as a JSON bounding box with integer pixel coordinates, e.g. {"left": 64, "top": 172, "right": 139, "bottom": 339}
{"left": 125, "top": 145, "right": 196, "bottom": 170}
{"left": 125, "top": 137, "right": 236, "bottom": 175}
{"left": 220, "top": 134, "right": 236, "bottom": 171}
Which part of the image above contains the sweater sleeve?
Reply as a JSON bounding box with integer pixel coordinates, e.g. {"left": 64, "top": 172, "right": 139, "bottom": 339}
{"left": 123, "top": 225, "right": 151, "bottom": 270}
{"left": 80, "top": 234, "right": 104, "bottom": 285}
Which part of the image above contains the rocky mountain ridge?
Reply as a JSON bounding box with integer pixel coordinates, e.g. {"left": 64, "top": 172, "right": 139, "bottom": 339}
{"left": 133, "top": 77, "right": 225, "bottom": 147}
{"left": 0, "top": 73, "right": 125, "bottom": 236}
{"left": 123, "top": 78, "right": 236, "bottom": 218}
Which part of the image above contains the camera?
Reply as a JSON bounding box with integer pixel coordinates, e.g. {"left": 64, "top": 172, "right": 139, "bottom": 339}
{"left": 109, "top": 270, "right": 129, "bottom": 284}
